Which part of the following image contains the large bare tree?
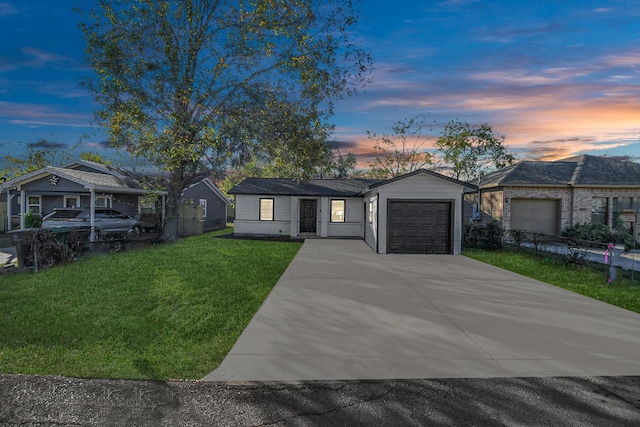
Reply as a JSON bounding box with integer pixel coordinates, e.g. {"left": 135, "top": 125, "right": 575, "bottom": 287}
{"left": 367, "top": 117, "right": 435, "bottom": 179}
{"left": 77, "top": 0, "right": 371, "bottom": 240}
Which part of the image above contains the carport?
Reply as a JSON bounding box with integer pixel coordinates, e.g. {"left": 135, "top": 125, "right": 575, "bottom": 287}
{"left": 206, "top": 239, "right": 640, "bottom": 381}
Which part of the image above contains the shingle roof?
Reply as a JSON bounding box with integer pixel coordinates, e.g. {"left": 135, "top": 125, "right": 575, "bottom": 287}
{"left": 479, "top": 155, "right": 640, "bottom": 188}
{"left": 365, "top": 169, "right": 477, "bottom": 191}
{"left": 49, "top": 167, "right": 145, "bottom": 191}
{"left": 0, "top": 166, "right": 165, "bottom": 195}
{"left": 229, "top": 170, "right": 476, "bottom": 196}
{"left": 63, "top": 160, "right": 136, "bottom": 179}
{"left": 229, "top": 178, "right": 381, "bottom": 196}
{"left": 567, "top": 155, "right": 640, "bottom": 185}
{"left": 480, "top": 161, "right": 577, "bottom": 187}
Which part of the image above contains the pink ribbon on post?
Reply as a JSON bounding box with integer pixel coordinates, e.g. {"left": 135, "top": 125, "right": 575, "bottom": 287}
{"left": 605, "top": 243, "right": 615, "bottom": 264}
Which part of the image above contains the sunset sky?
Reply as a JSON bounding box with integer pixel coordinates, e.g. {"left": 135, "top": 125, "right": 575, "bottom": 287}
{"left": 1, "top": 0, "right": 639, "bottom": 170}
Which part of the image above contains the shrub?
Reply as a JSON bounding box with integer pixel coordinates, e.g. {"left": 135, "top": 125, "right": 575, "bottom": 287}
{"left": 465, "top": 221, "right": 504, "bottom": 250}
{"left": 24, "top": 212, "right": 42, "bottom": 228}
{"left": 562, "top": 222, "right": 634, "bottom": 250}
{"left": 21, "top": 229, "right": 85, "bottom": 270}
{"left": 510, "top": 229, "right": 527, "bottom": 246}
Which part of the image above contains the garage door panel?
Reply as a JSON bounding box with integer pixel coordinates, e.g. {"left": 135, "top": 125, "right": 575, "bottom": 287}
{"left": 511, "top": 199, "right": 559, "bottom": 236}
{"left": 388, "top": 201, "right": 452, "bottom": 254}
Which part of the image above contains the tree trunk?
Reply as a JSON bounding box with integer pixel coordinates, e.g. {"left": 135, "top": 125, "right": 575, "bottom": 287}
{"left": 162, "top": 210, "right": 179, "bottom": 242}
{"left": 160, "top": 178, "right": 183, "bottom": 242}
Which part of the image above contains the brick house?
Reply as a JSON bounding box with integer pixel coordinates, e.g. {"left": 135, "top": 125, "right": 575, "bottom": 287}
{"left": 469, "top": 155, "right": 640, "bottom": 239}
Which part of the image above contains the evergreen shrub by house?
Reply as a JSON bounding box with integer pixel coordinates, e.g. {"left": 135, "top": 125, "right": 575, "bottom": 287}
{"left": 464, "top": 221, "right": 503, "bottom": 250}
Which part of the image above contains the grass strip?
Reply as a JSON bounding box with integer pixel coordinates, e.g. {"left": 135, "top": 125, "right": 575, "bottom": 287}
{"left": 464, "top": 248, "right": 640, "bottom": 314}
{"left": 0, "top": 229, "right": 302, "bottom": 380}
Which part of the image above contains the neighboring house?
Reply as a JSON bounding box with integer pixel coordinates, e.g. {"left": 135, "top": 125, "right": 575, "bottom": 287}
{"left": 0, "top": 160, "right": 167, "bottom": 239}
{"left": 471, "top": 155, "right": 640, "bottom": 239}
{"left": 181, "top": 177, "right": 232, "bottom": 232}
{"left": 229, "top": 169, "right": 476, "bottom": 254}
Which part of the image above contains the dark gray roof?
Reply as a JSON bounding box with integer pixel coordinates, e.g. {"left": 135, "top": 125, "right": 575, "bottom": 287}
{"left": 365, "top": 169, "right": 477, "bottom": 191}
{"left": 480, "top": 161, "right": 577, "bottom": 187}
{"left": 480, "top": 155, "right": 640, "bottom": 188}
{"left": 229, "top": 178, "right": 381, "bottom": 196}
{"left": 568, "top": 155, "right": 640, "bottom": 185}
{"left": 229, "top": 170, "right": 476, "bottom": 196}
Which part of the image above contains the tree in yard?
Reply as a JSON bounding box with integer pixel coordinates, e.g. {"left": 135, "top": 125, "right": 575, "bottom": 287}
{"left": 366, "top": 117, "right": 435, "bottom": 179}
{"left": 321, "top": 148, "right": 359, "bottom": 179}
{"left": 79, "top": 151, "right": 110, "bottom": 165}
{"left": 2, "top": 140, "right": 74, "bottom": 180}
{"left": 434, "top": 120, "right": 516, "bottom": 182}
{"left": 77, "top": 0, "right": 371, "bottom": 241}
{"left": 1, "top": 139, "right": 112, "bottom": 181}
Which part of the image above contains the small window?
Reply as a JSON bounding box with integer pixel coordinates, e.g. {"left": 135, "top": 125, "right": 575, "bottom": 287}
{"left": 139, "top": 195, "right": 157, "bottom": 214}
{"left": 331, "top": 199, "right": 345, "bottom": 222}
{"left": 200, "top": 199, "right": 207, "bottom": 219}
{"left": 64, "top": 195, "right": 80, "bottom": 208}
{"left": 28, "top": 196, "right": 41, "bottom": 214}
{"left": 95, "top": 196, "right": 110, "bottom": 208}
{"left": 260, "top": 198, "right": 274, "bottom": 221}
{"left": 368, "top": 201, "right": 373, "bottom": 224}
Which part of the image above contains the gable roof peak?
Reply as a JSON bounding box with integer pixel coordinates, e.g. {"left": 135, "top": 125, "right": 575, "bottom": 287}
{"left": 365, "top": 168, "right": 477, "bottom": 191}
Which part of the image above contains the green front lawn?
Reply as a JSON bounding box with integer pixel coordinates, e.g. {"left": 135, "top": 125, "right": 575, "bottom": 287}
{"left": 464, "top": 249, "right": 640, "bottom": 314}
{"left": 0, "top": 229, "right": 302, "bottom": 380}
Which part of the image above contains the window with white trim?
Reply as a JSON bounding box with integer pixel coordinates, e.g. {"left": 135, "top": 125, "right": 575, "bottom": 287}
{"left": 139, "top": 195, "right": 156, "bottom": 214}
{"left": 368, "top": 201, "right": 373, "bottom": 224}
{"left": 64, "top": 195, "right": 80, "bottom": 208}
{"left": 330, "top": 199, "right": 345, "bottom": 222}
{"left": 95, "top": 196, "right": 110, "bottom": 208}
{"left": 200, "top": 199, "right": 207, "bottom": 218}
{"left": 28, "top": 195, "right": 41, "bottom": 214}
{"left": 260, "top": 198, "right": 274, "bottom": 221}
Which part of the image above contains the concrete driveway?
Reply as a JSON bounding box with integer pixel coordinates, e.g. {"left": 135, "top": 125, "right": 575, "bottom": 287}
{"left": 205, "top": 239, "right": 640, "bottom": 381}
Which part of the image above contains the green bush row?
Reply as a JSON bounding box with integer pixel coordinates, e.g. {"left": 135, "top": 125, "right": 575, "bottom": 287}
{"left": 562, "top": 222, "right": 634, "bottom": 249}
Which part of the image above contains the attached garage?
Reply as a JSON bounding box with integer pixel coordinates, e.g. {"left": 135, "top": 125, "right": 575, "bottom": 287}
{"left": 363, "top": 170, "right": 475, "bottom": 255}
{"left": 387, "top": 201, "right": 452, "bottom": 254}
{"left": 510, "top": 199, "right": 560, "bottom": 236}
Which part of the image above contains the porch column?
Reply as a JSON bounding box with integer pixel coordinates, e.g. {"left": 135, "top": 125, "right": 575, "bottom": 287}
{"left": 6, "top": 191, "right": 12, "bottom": 231}
{"left": 90, "top": 189, "right": 96, "bottom": 242}
{"left": 320, "top": 197, "right": 329, "bottom": 237}
{"left": 290, "top": 197, "right": 298, "bottom": 236}
{"left": 20, "top": 190, "right": 25, "bottom": 230}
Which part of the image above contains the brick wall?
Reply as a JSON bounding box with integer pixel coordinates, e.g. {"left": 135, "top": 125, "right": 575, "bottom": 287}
{"left": 482, "top": 186, "right": 640, "bottom": 238}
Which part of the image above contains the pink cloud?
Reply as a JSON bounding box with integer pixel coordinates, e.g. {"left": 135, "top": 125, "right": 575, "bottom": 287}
{"left": 0, "top": 101, "right": 91, "bottom": 127}
{"left": 21, "top": 47, "right": 74, "bottom": 68}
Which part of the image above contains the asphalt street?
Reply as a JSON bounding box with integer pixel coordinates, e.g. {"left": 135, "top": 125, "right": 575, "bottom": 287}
{"left": 1, "top": 374, "right": 639, "bottom": 426}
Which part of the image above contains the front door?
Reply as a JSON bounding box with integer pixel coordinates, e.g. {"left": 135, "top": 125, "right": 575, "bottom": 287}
{"left": 300, "top": 199, "right": 317, "bottom": 233}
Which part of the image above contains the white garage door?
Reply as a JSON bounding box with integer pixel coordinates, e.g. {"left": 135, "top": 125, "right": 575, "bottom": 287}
{"left": 510, "top": 199, "right": 559, "bottom": 236}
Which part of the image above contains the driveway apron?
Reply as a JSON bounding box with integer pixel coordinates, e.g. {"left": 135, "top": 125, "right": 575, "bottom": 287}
{"left": 204, "top": 240, "right": 640, "bottom": 381}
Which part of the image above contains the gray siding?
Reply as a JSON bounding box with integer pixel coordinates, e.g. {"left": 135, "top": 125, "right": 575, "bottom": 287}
{"left": 364, "top": 173, "right": 466, "bottom": 255}
{"left": 325, "top": 197, "right": 364, "bottom": 238}
{"left": 112, "top": 194, "right": 139, "bottom": 217}
{"left": 21, "top": 175, "right": 86, "bottom": 193}
{"left": 182, "top": 182, "right": 229, "bottom": 231}
{"left": 234, "top": 195, "right": 292, "bottom": 235}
